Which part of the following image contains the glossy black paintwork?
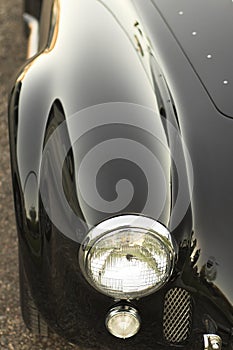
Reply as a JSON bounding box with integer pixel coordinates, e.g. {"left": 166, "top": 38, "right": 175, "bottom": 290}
{"left": 150, "top": 0, "right": 233, "bottom": 118}
{"left": 8, "top": 0, "right": 233, "bottom": 348}
{"left": 134, "top": 0, "right": 233, "bottom": 303}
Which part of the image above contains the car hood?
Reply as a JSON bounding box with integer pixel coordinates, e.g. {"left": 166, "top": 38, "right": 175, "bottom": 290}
{"left": 150, "top": 0, "right": 233, "bottom": 118}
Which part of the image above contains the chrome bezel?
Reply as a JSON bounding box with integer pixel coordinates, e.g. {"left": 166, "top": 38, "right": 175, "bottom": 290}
{"left": 105, "top": 305, "right": 141, "bottom": 339}
{"left": 79, "top": 214, "right": 176, "bottom": 299}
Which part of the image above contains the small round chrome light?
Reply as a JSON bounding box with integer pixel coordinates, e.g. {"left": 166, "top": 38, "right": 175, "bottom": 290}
{"left": 79, "top": 215, "right": 175, "bottom": 299}
{"left": 106, "top": 306, "right": 140, "bottom": 339}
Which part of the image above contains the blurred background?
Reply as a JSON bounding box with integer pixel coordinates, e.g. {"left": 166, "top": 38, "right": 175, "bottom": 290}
{"left": 0, "top": 1, "right": 86, "bottom": 349}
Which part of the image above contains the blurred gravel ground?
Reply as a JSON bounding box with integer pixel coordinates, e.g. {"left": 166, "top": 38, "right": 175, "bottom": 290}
{"left": 0, "top": 1, "right": 88, "bottom": 349}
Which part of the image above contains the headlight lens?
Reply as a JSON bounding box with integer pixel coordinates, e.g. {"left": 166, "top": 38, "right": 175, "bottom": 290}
{"left": 106, "top": 305, "right": 140, "bottom": 339}
{"left": 79, "top": 215, "right": 175, "bottom": 299}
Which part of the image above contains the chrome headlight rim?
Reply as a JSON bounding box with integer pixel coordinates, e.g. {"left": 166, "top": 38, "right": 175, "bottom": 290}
{"left": 79, "top": 214, "right": 176, "bottom": 299}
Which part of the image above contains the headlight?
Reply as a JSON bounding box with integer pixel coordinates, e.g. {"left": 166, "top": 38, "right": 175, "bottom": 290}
{"left": 79, "top": 215, "right": 175, "bottom": 299}
{"left": 105, "top": 305, "right": 141, "bottom": 339}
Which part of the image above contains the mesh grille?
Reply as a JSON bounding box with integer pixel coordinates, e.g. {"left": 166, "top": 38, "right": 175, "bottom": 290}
{"left": 163, "top": 288, "right": 192, "bottom": 344}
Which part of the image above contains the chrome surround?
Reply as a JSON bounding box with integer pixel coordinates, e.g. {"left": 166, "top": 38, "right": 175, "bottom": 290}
{"left": 163, "top": 288, "right": 192, "bottom": 343}
{"left": 79, "top": 214, "right": 176, "bottom": 299}
{"left": 105, "top": 305, "right": 141, "bottom": 339}
{"left": 204, "top": 334, "right": 222, "bottom": 350}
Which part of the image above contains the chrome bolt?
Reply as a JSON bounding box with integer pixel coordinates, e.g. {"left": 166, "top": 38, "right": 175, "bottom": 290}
{"left": 204, "top": 334, "right": 222, "bottom": 350}
{"left": 210, "top": 340, "right": 220, "bottom": 350}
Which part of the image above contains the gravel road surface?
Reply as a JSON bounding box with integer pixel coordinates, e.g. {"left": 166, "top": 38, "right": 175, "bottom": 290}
{"left": 0, "top": 1, "right": 90, "bottom": 349}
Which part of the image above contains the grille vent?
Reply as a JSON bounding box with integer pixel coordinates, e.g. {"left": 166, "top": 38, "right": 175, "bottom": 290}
{"left": 163, "top": 288, "right": 192, "bottom": 344}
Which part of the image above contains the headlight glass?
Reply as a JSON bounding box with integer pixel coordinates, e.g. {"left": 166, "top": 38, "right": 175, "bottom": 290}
{"left": 105, "top": 306, "right": 141, "bottom": 339}
{"left": 79, "top": 215, "right": 175, "bottom": 299}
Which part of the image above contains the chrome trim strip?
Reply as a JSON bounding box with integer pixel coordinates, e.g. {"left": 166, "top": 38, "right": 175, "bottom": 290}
{"left": 23, "top": 13, "right": 39, "bottom": 58}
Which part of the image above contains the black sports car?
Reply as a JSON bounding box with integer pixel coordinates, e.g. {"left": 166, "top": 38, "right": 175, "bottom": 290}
{"left": 8, "top": 0, "right": 233, "bottom": 349}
